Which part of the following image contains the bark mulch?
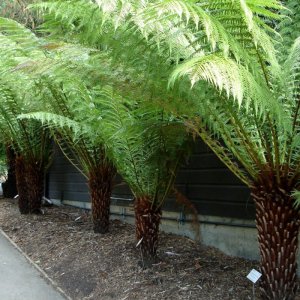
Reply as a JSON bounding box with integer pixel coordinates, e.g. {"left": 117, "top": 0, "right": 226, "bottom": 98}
{"left": 0, "top": 198, "right": 298, "bottom": 300}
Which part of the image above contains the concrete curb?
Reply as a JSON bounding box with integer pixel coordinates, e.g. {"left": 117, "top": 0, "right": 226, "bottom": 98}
{"left": 0, "top": 228, "right": 72, "bottom": 300}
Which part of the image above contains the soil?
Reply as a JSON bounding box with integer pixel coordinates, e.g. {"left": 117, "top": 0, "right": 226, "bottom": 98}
{"left": 0, "top": 198, "right": 298, "bottom": 300}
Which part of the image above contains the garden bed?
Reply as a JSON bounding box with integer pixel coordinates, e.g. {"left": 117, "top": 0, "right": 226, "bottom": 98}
{"left": 0, "top": 198, "right": 292, "bottom": 300}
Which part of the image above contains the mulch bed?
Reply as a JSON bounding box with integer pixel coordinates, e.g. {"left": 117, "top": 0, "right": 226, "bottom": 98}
{"left": 0, "top": 198, "right": 294, "bottom": 300}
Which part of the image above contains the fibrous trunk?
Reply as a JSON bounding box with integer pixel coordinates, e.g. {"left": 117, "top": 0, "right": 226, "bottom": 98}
{"left": 2, "top": 145, "right": 17, "bottom": 198}
{"left": 252, "top": 186, "right": 300, "bottom": 300}
{"left": 134, "top": 197, "right": 162, "bottom": 267}
{"left": 26, "top": 160, "right": 44, "bottom": 214}
{"left": 88, "top": 164, "right": 115, "bottom": 234}
{"left": 15, "top": 156, "right": 45, "bottom": 214}
{"left": 15, "top": 155, "right": 29, "bottom": 214}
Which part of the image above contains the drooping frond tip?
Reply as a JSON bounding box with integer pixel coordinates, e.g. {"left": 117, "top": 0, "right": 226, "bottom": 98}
{"left": 169, "top": 53, "right": 270, "bottom": 108}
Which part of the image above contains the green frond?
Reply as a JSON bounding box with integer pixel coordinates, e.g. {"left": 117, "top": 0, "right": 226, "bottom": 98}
{"left": 284, "top": 37, "right": 300, "bottom": 72}
{"left": 18, "top": 112, "right": 85, "bottom": 139}
{"left": 169, "top": 53, "right": 272, "bottom": 109}
{"left": 292, "top": 189, "right": 300, "bottom": 208}
{"left": 30, "top": 0, "right": 106, "bottom": 45}
{"left": 277, "top": 0, "right": 300, "bottom": 52}
{"left": 187, "top": 120, "right": 252, "bottom": 186}
{"left": 0, "top": 17, "right": 41, "bottom": 51}
{"left": 3, "top": 0, "right": 300, "bottom": 200}
{"left": 93, "top": 86, "right": 191, "bottom": 203}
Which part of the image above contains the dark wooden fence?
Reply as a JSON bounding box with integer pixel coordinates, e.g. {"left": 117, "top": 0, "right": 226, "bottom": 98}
{"left": 46, "top": 139, "right": 254, "bottom": 220}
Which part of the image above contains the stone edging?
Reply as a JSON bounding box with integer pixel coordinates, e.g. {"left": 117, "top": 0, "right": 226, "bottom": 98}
{"left": 0, "top": 228, "right": 72, "bottom": 300}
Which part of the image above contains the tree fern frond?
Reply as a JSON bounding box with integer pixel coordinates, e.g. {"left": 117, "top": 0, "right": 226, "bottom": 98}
{"left": 169, "top": 53, "right": 272, "bottom": 109}
{"left": 284, "top": 37, "right": 300, "bottom": 72}
{"left": 0, "top": 17, "right": 42, "bottom": 50}
{"left": 18, "top": 112, "right": 86, "bottom": 139}
{"left": 277, "top": 0, "right": 300, "bottom": 53}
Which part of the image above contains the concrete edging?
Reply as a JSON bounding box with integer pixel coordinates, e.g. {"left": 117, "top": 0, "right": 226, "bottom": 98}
{"left": 0, "top": 228, "right": 72, "bottom": 300}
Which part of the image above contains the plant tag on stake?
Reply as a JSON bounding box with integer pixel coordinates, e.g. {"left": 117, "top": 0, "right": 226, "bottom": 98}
{"left": 136, "top": 237, "right": 143, "bottom": 248}
{"left": 247, "top": 269, "right": 262, "bottom": 283}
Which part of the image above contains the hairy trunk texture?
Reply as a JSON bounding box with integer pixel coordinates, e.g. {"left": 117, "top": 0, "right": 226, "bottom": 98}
{"left": 15, "top": 156, "right": 45, "bottom": 214}
{"left": 252, "top": 185, "right": 300, "bottom": 300}
{"left": 88, "top": 164, "right": 115, "bottom": 234}
{"left": 2, "top": 145, "right": 17, "bottom": 198}
{"left": 134, "top": 197, "right": 162, "bottom": 267}
{"left": 15, "top": 155, "right": 29, "bottom": 214}
{"left": 26, "top": 160, "right": 44, "bottom": 214}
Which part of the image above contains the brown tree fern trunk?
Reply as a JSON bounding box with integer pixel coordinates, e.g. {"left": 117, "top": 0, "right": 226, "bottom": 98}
{"left": 26, "top": 160, "right": 44, "bottom": 214}
{"left": 2, "top": 145, "right": 17, "bottom": 198}
{"left": 88, "top": 164, "right": 115, "bottom": 234}
{"left": 15, "top": 155, "right": 29, "bottom": 214}
{"left": 252, "top": 186, "right": 300, "bottom": 300}
{"left": 135, "top": 197, "right": 162, "bottom": 267}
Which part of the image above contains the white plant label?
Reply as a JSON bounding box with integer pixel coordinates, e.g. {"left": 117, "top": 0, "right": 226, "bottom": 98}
{"left": 136, "top": 237, "right": 143, "bottom": 248}
{"left": 247, "top": 269, "right": 262, "bottom": 283}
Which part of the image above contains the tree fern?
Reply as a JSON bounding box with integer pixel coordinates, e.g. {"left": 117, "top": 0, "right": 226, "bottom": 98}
{"left": 5, "top": 0, "right": 300, "bottom": 294}
{"left": 30, "top": 0, "right": 282, "bottom": 109}
{"left": 0, "top": 77, "right": 52, "bottom": 213}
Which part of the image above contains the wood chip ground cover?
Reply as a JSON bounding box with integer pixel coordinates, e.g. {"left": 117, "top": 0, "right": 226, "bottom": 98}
{"left": 0, "top": 198, "right": 298, "bottom": 300}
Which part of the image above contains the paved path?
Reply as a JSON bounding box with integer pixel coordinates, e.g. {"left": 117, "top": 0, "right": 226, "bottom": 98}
{"left": 0, "top": 231, "right": 66, "bottom": 300}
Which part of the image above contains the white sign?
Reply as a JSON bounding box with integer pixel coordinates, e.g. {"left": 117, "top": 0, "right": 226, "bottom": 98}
{"left": 247, "top": 269, "right": 262, "bottom": 283}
